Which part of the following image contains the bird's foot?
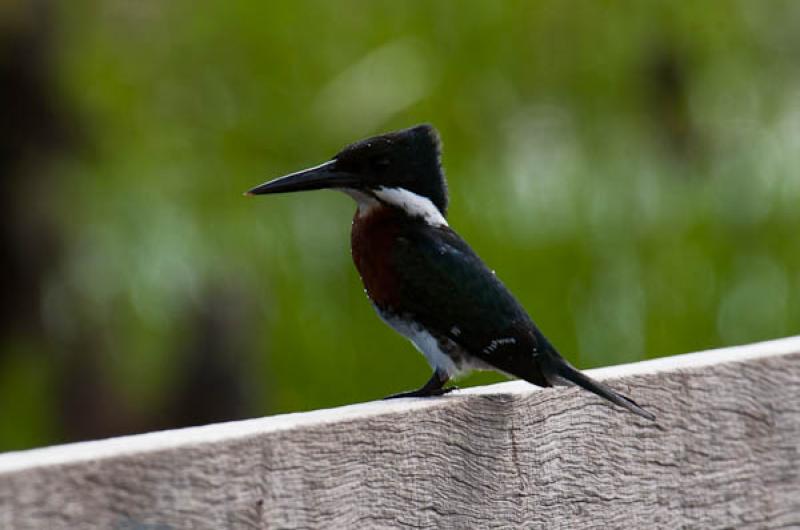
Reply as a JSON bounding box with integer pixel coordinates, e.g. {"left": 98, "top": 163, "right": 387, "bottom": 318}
{"left": 383, "top": 386, "right": 458, "bottom": 400}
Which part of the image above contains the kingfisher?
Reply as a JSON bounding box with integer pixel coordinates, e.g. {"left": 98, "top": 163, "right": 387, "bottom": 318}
{"left": 246, "top": 124, "right": 655, "bottom": 420}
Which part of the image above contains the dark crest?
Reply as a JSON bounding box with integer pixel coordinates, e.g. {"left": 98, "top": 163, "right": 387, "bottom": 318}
{"left": 335, "top": 124, "right": 449, "bottom": 216}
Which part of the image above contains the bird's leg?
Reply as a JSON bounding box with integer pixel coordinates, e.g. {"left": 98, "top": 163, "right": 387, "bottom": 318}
{"left": 383, "top": 369, "right": 456, "bottom": 399}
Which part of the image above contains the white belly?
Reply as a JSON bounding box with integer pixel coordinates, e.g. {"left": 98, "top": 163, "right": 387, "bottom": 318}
{"left": 378, "top": 310, "right": 489, "bottom": 377}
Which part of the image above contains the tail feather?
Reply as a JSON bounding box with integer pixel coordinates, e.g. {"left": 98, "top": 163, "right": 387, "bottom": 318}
{"left": 543, "top": 356, "right": 656, "bottom": 421}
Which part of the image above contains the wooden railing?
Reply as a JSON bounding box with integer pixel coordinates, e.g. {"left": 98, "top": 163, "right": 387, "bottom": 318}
{"left": 1, "top": 336, "right": 799, "bottom": 529}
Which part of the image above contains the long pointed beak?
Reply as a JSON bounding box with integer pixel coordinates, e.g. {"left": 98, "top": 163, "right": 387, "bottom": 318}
{"left": 245, "top": 160, "right": 359, "bottom": 196}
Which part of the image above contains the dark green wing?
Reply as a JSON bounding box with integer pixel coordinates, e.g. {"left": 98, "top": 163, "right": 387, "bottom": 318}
{"left": 391, "top": 221, "right": 655, "bottom": 419}
{"left": 391, "top": 222, "right": 551, "bottom": 386}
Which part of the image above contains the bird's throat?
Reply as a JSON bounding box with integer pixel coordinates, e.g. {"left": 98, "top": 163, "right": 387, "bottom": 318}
{"left": 350, "top": 205, "right": 403, "bottom": 310}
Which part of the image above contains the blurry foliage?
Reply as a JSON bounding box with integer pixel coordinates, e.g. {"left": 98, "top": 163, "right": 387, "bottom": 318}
{"left": 2, "top": 1, "right": 800, "bottom": 451}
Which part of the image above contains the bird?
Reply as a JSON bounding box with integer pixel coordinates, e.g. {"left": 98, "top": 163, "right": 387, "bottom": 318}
{"left": 246, "top": 124, "right": 655, "bottom": 420}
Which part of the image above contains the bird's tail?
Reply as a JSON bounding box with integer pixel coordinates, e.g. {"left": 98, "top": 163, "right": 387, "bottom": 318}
{"left": 541, "top": 354, "right": 656, "bottom": 421}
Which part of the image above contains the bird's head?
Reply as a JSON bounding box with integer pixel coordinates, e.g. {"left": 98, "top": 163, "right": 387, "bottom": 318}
{"left": 246, "top": 124, "right": 449, "bottom": 220}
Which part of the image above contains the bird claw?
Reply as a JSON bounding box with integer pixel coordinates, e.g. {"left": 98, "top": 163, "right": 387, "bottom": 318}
{"left": 383, "top": 385, "right": 458, "bottom": 400}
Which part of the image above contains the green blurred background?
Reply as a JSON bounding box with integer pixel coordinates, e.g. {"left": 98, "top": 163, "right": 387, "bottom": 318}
{"left": 2, "top": 1, "right": 799, "bottom": 452}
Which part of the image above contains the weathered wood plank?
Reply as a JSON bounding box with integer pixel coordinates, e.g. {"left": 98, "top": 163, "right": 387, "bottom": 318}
{"left": 1, "top": 337, "right": 800, "bottom": 529}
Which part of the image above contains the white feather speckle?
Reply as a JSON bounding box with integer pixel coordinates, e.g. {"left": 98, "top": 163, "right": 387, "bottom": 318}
{"left": 482, "top": 337, "right": 516, "bottom": 356}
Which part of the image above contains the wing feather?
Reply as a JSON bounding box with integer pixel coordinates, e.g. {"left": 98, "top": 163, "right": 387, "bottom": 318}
{"left": 390, "top": 223, "right": 550, "bottom": 385}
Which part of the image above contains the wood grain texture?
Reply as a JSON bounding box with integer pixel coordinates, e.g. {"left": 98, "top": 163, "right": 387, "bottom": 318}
{"left": 1, "top": 338, "right": 799, "bottom": 529}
